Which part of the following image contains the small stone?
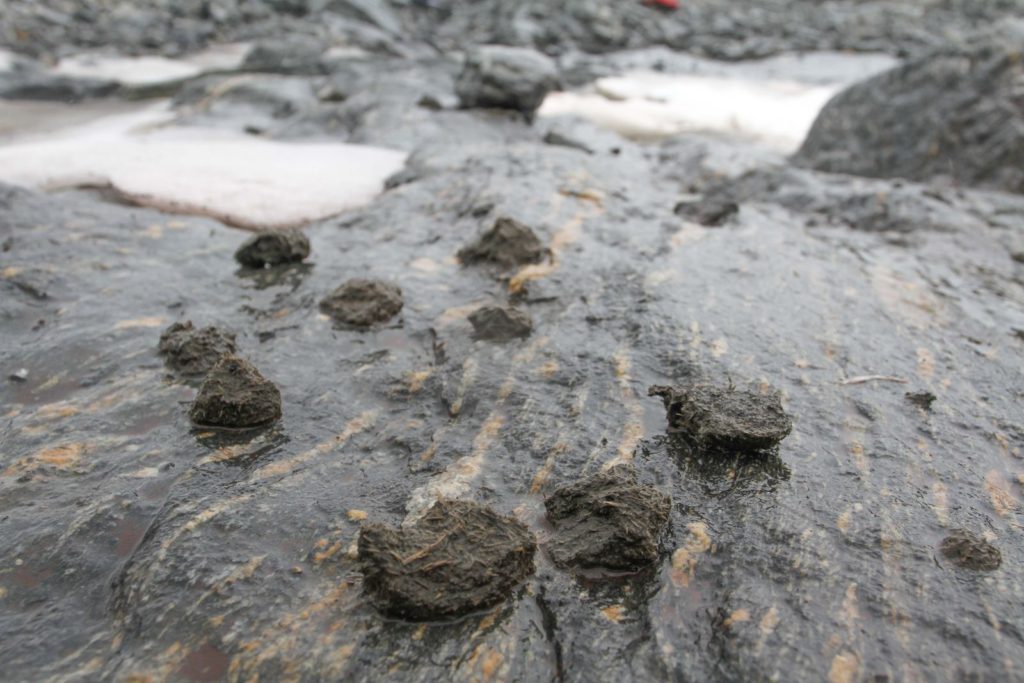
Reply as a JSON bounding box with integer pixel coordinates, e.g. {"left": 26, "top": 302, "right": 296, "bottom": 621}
{"left": 357, "top": 500, "right": 536, "bottom": 620}
{"left": 8, "top": 368, "right": 28, "bottom": 382}
{"left": 545, "top": 465, "right": 671, "bottom": 571}
{"left": 468, "top": 305, "right": 533, "bottom": 342}
{"left": 455, "top": 45, "right": 560, "bottom": 116}
{"left": 189, "top": 355, "right": 282, "bottom": 428}
{"left": 940, "top": 530, "right": 1001, "bottom": 571}
{"left": 158, "top": 321, "right": 237, "bottom": 376}
{"left": 648, "top": 384, "right": 793, "bottom": 452}
{"left": 319, "top": 279, "right": 403, "bottom": 327}
{"left": 457, "top": 217, "right": 547, "bottom": 269}
{"left": 290, "top": 565, "right": 304, "bottom": 575}
{"left": 234, "top": 231, "right": 311, "bottom": 268}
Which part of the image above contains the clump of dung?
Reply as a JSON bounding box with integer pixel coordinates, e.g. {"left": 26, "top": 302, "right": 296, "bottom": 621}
{"left": 235, "top": 230, "right": 311, "bottom": 268}
{"left": 648, "top": 384, "right": 792, "bottom": 451}
{"left": 189, "top": 355, "right": 282, "bottom": 428}
{"left": 674, "top": 193, "right": 739, "bottom": 227}
{"left": 319, "top": 278, "right": 403, "bottom": 327}
{"left": 468, "top": 305, "right": 533, "bottom": 341}
{"left": 939, "top": 530, "right": 1001, "bottom": 571}
{"left": 544, "top": 464, "right": 670, "bottom": 571}
{"left": 458, "top": 217, "right": 547, "bottom": 269}
{"left": 158, "top": 321, "right": 237, "bottom": 376}
{"left": 357, "top": 499, "right": 536, "bottom": 620}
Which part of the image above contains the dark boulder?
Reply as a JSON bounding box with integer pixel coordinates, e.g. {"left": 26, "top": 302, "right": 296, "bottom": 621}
{"left": 544, "top": 464, "right": 670, "bottom": 571}
{"left": 795, "top": 22, "right": 1024, "bottom": 194}
{"left": 357, "top": 499, "right": 537, "bottom": 620}
{"left": 189, "top": 355, "right": 282, "bottom": 428}
{"left": 319, "top": 278, "right": 403, "bottom": 327}
{"left": 455, "top": 45, "right": 559, "bottom": 116}
{"left": 158, "top": 321, "right": 237, "bottom": 377}
{"left": 235, "top": 230, "right": 311, "bottom": 268}
{"left": 649, "top": 384, "right": 793, "bottom": 452}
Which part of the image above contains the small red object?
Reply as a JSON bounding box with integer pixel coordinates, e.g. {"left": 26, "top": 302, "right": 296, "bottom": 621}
{"left": 644, "top": 0, "right": 679, "bottom": 9}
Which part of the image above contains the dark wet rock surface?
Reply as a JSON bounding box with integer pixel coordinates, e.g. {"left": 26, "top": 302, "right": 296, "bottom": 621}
{"left": 158, "top": 320, "right": 238, "bottom": 376}
{"left": 235, "top": 230, "right": 311, "bottom": 268}
{"left": 939, "top": 529, "right": 1002, "bottom": 571}
{"left": 545, "top": 464, "right": 670, "bottom": 571}
{"left": 456, "top": 45, "right": 559, "bottom": 116}
{"left": 457, "top": 217, "right": 547, "bottom": 269}
{"left": 189, "top": 355, "right": 282, "bottom": 427}
{"left": 468, "top": 305, "right": 533, "bottom": 342}
{"left": 2, "top": 2, "right": 1024, "bottom": 681}
{"left": 319, "top": 278, "right": 403, "bottom": 327}
{"left": 796, "top": 21, "right": 1024, "bottom": 194}
{"left": 358, "top": 499, "right": 536, "bottom": 620}
{"left": 649, "top": 384, "right": 793, "bottom": 452}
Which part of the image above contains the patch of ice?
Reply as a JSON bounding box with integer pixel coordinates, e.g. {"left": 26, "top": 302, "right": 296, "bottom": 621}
{"left": 540, "top": 51, "right": 899, "bottom": 151}
{"left": 0, "top": 102, "right": 406, "bottom": 229}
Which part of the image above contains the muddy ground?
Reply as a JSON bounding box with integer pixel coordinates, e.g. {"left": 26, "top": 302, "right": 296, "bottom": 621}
{"left": 2, "top": 2, "right": 1024, "bottom": 682}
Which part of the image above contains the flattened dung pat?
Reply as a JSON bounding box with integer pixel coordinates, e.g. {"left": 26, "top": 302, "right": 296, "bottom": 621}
{"left": 158, "top": 321, "right": 237, "bottom": 376}
{"left": 468, "top": 305, "right": 533, "bottom": 341}
{"left": 940, "top": 530, "right": 1001, "bottom": 571}
{"left": 357, "top": 500, "right": 536, "bottom": 620}
{"left": 319, "top": 278, "right": 403, "bottom": 327}
{"left": 545, "top": 464, "right": 670, "bottom": 572}
{"left": 189, "top": 355, "right": 282, "bottom": 428}
{"left": 648, "top": 384, "right": 792, "bottom": 452}
{"left": 457, "top": 217, "right": 547, "bottom": 269}
{"left": 234, "top": 230, "right": 311, "bottom": 268}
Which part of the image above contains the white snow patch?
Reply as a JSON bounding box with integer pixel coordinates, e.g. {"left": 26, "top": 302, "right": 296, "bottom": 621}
{"left": 0, "top": 102, "right": 406, "bottom": 230}
{"left": 51, "top": 43, "right": 250, "bottom": 87}
{"left": 540, "top": 51, "right": 898, "bottom": 151}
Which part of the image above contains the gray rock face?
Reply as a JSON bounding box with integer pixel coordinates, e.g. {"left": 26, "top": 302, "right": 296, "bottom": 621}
{"left": 158, "top": 321, "right": 237, "bottom": 376}
{"left": 319, "top": 278, "right": 403, "bottom": 327}
{"left": 455, "top": 45, "right": 559, "bottom": 115}
{"left": 544, "top": 465, "right": 670, "bottom": 571}
{"left": 796, "top": 22, "right": 1024, "bottom": 194}
{"left": 357, "top": 500, "right": 537, "bottom": 620}
{"left": 189, "top": 355, "right": 282, "bottom": 427}
{"left": 468, "top": 305, "right": 533, "bottom": 342}
{"left": 235, "top": 230, "right": 311, "bottom": 268}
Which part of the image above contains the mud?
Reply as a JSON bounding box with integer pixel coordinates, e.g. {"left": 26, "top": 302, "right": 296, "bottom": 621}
{"left": 457, "top": 217, "right": 547, "bottom": 269}
{"left": 319, "top": 278, "right": 403, "bottom": 327}
{"left": 189, "top": 355, "right": 282, "bottom": 428}
{"left": 158, "top": 320, "right": 238, "bottom": 376}
{"left": 545, "top": 464, "right": 670, "bottom": 571}
{"left": 357, "top": 499, "right": 536, "bottom": 620}
{"left": 940, "top": 530, "right": 1002, "bottom": 571}
{"left": 235, "top": 230, "right": 311, "bottom": 268}
{"left": 649, "top": 384, "right": 793, "bottom": 452}
{"left": 468, "top": 305, "right": 533, "bottom": 342}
